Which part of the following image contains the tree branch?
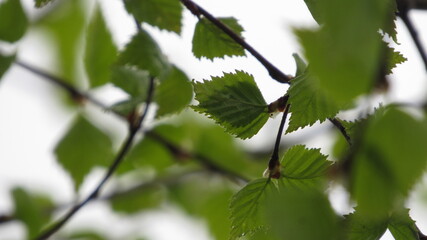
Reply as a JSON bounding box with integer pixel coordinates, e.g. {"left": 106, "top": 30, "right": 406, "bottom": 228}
{"left": 14, "top": 61, "right": 123, "bottom": 118}
{"left": 397, "top": 1, "right": 427, "bottom": 71}
{"left": 146, "top": 131, "right": 250, "bottom": 184}
{"left": 180, "top": 0, "right": 292, "bottom": 84}
{"left": 328, "top": 118, "right": 352, "bottom": 146}
{"left": 266, "top": 104, "right": 290, "bottom": 179}
{"left": 34, "top": 78, "right": 155, "bottom": 240}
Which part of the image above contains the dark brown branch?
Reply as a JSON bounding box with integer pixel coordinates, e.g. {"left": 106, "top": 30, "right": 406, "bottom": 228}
{"left": 180, "top": 0, "right": 292, "bottom": 84}
{"left": 14, "top": 61, "right": 123, "bottom": 118}
{"left": 146, "top": 131, "right": 250, "bottom": 184}
{"left": 397, "top": 1, "right": 427, "bottom": 71}
{"left": 328, "top": 118, "right": 352, "bottom": 146}
{"left": 267, "top": 104, "right": 290, "bottom": 179}
{"left": 34, "top": 78, "right": 155, "bottom": 240}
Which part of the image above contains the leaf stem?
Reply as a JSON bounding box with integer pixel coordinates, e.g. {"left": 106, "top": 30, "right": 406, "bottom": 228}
{"left": 180, "top": 0, "right": 292, "bottom": 84}
{"left": 34, "top": 78, "right": 155, "bottom": 240}
{"left": 267, "top": 104, "right": 290, "bottom": 179}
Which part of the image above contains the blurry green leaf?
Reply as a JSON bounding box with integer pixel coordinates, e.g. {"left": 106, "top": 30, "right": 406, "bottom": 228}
{"left": 303, "top": 0, "right": 322, "bottom": 23}
{"left": 296, "top": 0, "right": 391, "bottom": 104}
{"left": 281, "top": 145, "right": 331, "bottom": 180}
{"left": 123, "top": 136, "right": 174, "bottom": 174}
{"left": 65, "top": 231, "right": 106, "bottom": 240}
{"left": 0, "top": 53, "right": 15, "bottom": 81}
{"left": 12, "top": 187, "right": 53, "bottom": 239}
{"left": 34, "top": 0, "right": 54, "bottom": 8}
{"left": 229, "top": 178, "right": 272, "bottom": 239}
{"left": 117, "top": 30, "right": 170, "bottom": 77}
{"left": 345, "top": 208, "right": 388, "bottom": 240}
{"left": 287, "top": 71, "right": 341, "bottom": 133}
{"left": 108, "top": 98, "right": 142, "bottom": 116}
{"left": 0, "top": 0, "right": 28, "bottom": 42}
{"left": 170, "top": 175, "right": 235, "bottom": 240}
{"left": 155, "top": 66, "right": 193, "bottom": 117}
{"left": 84, "top": 4, "right": 117, "bottom": 88}
{"left": 265, "top": 183, "right": 339, "bottom": 240}
{"left": 293, "top": 53, "right": 307, "bottom": 77}
{"left": 124, "top": 0, "right": 183, "bottom": 33}
{"left": 111, "top": 66, "right": 150, "bottom": 98}
{"left": 36, "top": 0, "right": 86, "bottom": 83}
{"left": 110, "top": 185, "right": 166, "bottom": 214}
{"left": 192, "top": 17, "right": 245, "bottom": 60}
{"left": 54, "top": 115, "right": 114, "bottom": 191}
{"left": 192, "top": 71, "right": 268, "bottom": 139}
{"left": 388, "top": 209, "right": 419, "bottom": 240}
{"left": 351, "top": 107, "right": 427, "bottom": 219}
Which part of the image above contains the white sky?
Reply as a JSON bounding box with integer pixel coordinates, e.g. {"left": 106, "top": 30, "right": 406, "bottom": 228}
{"left": 1, "top": 0, "right": 427, "bottom": 239}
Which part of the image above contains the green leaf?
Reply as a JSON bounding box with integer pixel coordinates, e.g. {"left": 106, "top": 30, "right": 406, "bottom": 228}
{"left": 0, "top": 0, "right": 28, "bottom": 42}
{"left": 265, "top": 183, "right": 339, "bottom": 240}
{"left": 287, "top": 71, "right": 341, "bottom": 133}
{"left": 117, "top": 30, "right": 170, "bottom": 77}
{"left": 386, "top": 44, "right": 406, "bottom": 75}
{"left": 388, "top": 209, "right": 419, "bottom": 240}
{"left": 229, "top": 178, "right": 272, "bottom": 239}
{"left": 110, "top": 185, "right": 166, "bottom": 214}
{"left": 292, "top": 53, "right": 307, "bottom": 77}
{"left": 65, "top": 231, "right": 107, "bottom": 240}
{"left": 123, "top": 0, "right": 183, "bottom": 33}
{"left": 345, "top": 208, "right": 388, "bottom": 240}
{"left": 303, "top": 0, "right": 322, "bottom": 23}
{"left": 84, "top": 4, "right": 117, "bottom": 88}
{"left": 169, "top": 175, "right": 235, "bottom": 240}
{"left": 281, "top": 145, "right": 331, "bottom": 180}
{"left": 192, "top": 71, "right": 268, "bottom": 139}
{"left": 192, "top": 17, "right": 245, "bottom": 60}
{"left": 34, "top": 0, "right": 54, "bottom": 8}
{"left": 296, "top": 0, "right": 392, "bottom": 105}
{"left": 54, "top": 115, "right": 114, "bottom": 191}
{"left": 36, "top": 0, "right": 86, "bottom": 83}
{"left": 155, "top": 66, "right": 193, "bottom": 117}
{"left": 12, "top": 188, "right": 53, "bottom": 239}
{"left": 111, "top": 66, "right": 150, "bottom": 98}
{"left": 122, "top": 136, "right": 174, "bottom": 174}
{"left": 0, "top": 53, "right": 15, "bottom": 81}
{"left": 351, "top": 107, "right": 427, "bottom": 220}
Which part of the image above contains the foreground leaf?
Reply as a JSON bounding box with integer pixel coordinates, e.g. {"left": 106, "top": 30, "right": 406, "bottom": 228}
{"left": 388, "top": 209, "right": 419, "bottom": 240}
{"left": 0, "top": 0, "right": 28, "bottom": 42}
{"left": 345, "top": 208, "right": 388, "bottom": 240}
{"left": 155, "top": 66, "right": 193, "bottom": 117}
{"left": 287, "top": 71, "right": 341, "bottom": 133}
{"left": 34, "top": 0, "right": 54, "bottom": 8}
{"left": 124, "top": 0, "right": 183, "bottom": 33}
{"left": 192, "top": 17, "right": 245, "bottom": 60}
{"left": 351, "top": 107, "right": 427, "bottom": 219}
{"left": 117, "top": 30, "right": 170, "bottom": 77}
{"left": 12, "top": 188, "right": 53, "bottom": 239}
{"left": 0, "top": 53, "right": 15, "bottom": 81}
{"left": 110, "top": 185, "right": 166, "bottom": 214}
{"left": 229, "top": 178, "right": 272, "bottom": 239}
{"left": 54, "top": 115, "right": 114, "bottom": 190}
{"left": 296, "top": 0, "right": 391, "bottom": 105}
{"left": 193, "top": 71, "right": 268, "bottom": 139}
{"left": 281, "top": 145, "right": 331, "bottom": 182}
{"left": 84, "top": 4, "right": 117, "bottom": 88}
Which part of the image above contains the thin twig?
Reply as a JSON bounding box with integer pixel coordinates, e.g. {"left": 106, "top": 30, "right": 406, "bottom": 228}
{"left": 35, "top": 78, "right": 155, "bottom": 240}
{"left": 396, "top": 3, "right": 427, "bottom": 71}
{"left": 267, "top": 104, "right": 290, "bottom": 179}
{"left": 180, "top": 0, "right": 292, "bottom": 84}
{"left": 328, "top": 118, "right": 352, "bottom": 146}
{"left": 146, "top": 131, "right": 250, "bottom": 184}
{"left": 14, "top": 61, "right": 123, "bottom": 117}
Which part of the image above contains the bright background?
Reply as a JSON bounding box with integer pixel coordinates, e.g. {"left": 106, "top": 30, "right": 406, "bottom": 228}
{"left": 1, "top": 0, "right": 427, "bottom": 239}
